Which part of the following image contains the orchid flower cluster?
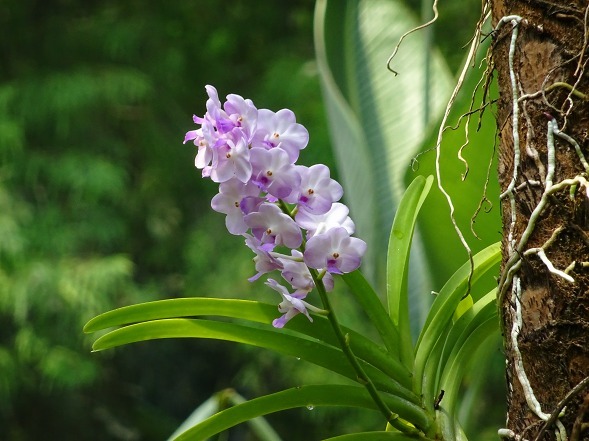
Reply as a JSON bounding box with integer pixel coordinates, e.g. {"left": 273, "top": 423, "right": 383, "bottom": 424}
{"left": 184, "top": 86, "right": 367, "bottom": 328}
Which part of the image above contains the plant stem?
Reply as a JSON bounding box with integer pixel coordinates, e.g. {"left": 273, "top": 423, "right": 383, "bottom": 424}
{"left": 310, "top": 268, "right": 425, "bottom": 437}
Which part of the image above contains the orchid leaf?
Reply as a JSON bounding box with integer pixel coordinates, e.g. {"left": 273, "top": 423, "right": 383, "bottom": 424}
{"left": 416, "top": 242, "right": 500, "bottom": 349}
{"left": 172, "top": 385, "right": 431, "bottom": 441}
{"left": 413, "top": 242, "right": 500, "bottom": 397}
{"left": 439, "top": 290, "right": 497, "bottom": 374}
{"left": 168, "top": 389, "right": 283, "bottom": 441}
{"left": 387, "top": 174, "right": 433, "bottom": 370}
{"left": 438, "top": 316, "right": 499, "bottom": 415}
{"left": 421, "top": 320, "right": 450, "bottom": 414}
{"left": 84, "top": 298, "right": 411, "bottom": 388}
{"left": 91, "top": 318, "right": 418, "bottom": 403}
{"left": 341, "top": 271, "right": 401, "bottom": 357}
{"left": 421, "top": 290, "right": 496, "bottom": 411}
{"left": 83, "top": 298, "right": 275, "bottom": 333}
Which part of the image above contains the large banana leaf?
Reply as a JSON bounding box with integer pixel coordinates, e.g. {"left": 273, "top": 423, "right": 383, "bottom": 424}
{"left": 314, "top": 0, "right": 454, "bottom": 289}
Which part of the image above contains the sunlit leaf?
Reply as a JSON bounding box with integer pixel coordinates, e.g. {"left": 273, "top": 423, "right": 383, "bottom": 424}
{"left": 387, "top": 174, "right": 433, "bottom": 370}
{"left": 85, "top": 298, "right": 412, "bottom": 389}
{"left": 452, "top": 295, "right": 474, "bottom": 323}
{"left": 92, "top": 318, "right": 418, "bottom": 402}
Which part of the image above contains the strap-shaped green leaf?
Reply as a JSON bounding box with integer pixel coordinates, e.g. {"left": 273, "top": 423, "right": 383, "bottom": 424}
{"left": 387, "top": 175, "right": 433, "bottom": 371}
{"left": 341, "top": 271, "right": 401, "bottom": 357}
{"left": 435, "top": 407, "right": 456, "bottom": 441}
{"left": 92, "top": 318, "right": 418, "bottom": 404}
{"left": 83, "top": 298, "right": 275, "bottom": 333}
{"left": 172, "top": 385, "right": 431, "bottom": 441}
{"left": 420, "top": 290, "right": 497, "bottom": 412}
{"left": 437, "top": 291, "right": 497, "bottom": 377}
{"left": 416, "top": 242, "right": 500, "bottom": 348}
{"left": 168, "top": 390, "right": 283, "bottom": 441}
{"left": 84, "top": 298, "right": 412, "bottom": 389}
{"left": 438, "top": 316, "right": 499, "bottom": 416}
{"left": 434, "top": 398, "right": 474, "bottom": 441}
{"left": 412, "top": 243, "right": 500, "bottom": 397}
{"left": 420, "top": 321, "right": 451, "bottom": 415}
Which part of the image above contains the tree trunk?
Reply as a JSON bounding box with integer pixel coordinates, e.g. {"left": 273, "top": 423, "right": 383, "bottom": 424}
{"left": 492, "top": 0, "right": 589, "bottom": 439}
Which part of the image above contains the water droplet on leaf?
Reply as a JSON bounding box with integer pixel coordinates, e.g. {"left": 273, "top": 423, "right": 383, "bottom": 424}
{"left": 306, "top": 404, "right": 314, "bottom": 411}
{"left": 393, "top": 229, "right": 404, "bottom": 239}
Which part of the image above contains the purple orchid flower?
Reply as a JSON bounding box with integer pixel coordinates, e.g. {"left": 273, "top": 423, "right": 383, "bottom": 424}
{"left": 304, "top": 227, "right": 367, "bottom": 275}
{"left": 276, "top": 250, "right": 314, "bottom": 291}
{"left": 244, "top": 234, "right": 283, "bottom": 281}
{"left": 244, "top": 202, "right": 303, "bottom": 250}
{"left": 277, "top": 250, "right": 335, "bottom": 293}
{"left": 251, "top": 108, "right": 309, "bottom": 162}
{"left": 265, "top": 278, "right": 315, "bottom": 328}
{"left": 223, "top": 94, "right": 258, "bottom": 140}
{"left": 209, "top": 132, "right": 252, "bottom": 183}
{"left": 250, "top": 147, "right": 301, "bottom": 202}
{"left": 295, "top": 202, "right": 355, "bottom": 238}
{"left": 295, "top": 164, "right": 343, "bottom": 215}
{"left": 211, "top": 179, "right": 261, "bottom": 235}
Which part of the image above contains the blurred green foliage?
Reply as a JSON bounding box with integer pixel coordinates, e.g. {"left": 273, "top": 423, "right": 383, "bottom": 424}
{"left": 0, "top": 1, "right": 333, "bottom": 439}
{"left": 0, "top": 0, "right": 495, "bottom": 439}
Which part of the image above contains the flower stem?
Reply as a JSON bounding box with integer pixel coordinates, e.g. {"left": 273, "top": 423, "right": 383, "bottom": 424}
{"left": 310, "top": 268, "right": 425, "bottom": 437}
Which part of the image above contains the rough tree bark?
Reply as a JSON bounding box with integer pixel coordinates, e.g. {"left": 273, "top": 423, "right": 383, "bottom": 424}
{"left": 491, "top": 0, "right": 589, "bottom": 440}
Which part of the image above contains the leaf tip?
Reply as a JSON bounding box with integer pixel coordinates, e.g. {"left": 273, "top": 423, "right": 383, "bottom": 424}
{"left": 91, "top": 343, "right": 108, "bottom": 353}
{"left": 83, "top": 321, "right": 97, "bottom": 334}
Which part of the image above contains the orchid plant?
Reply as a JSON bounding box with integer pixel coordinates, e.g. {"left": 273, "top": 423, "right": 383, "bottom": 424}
{"left": 84, "top": 86, "right": 501, "bottom": 440}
